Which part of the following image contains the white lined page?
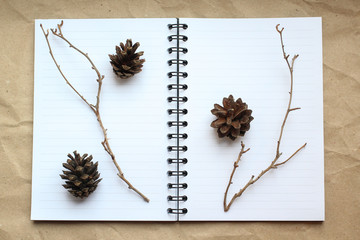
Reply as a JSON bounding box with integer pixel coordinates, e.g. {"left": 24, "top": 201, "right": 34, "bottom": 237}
{"left": 182, "top": 18, "right": 324, "bottom": 221}
{"left": 32, "top": 19, "right": 172, "bottom": 221}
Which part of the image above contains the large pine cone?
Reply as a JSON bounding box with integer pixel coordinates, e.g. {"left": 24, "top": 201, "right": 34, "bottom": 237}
{"left": 60, "top": 151, "right": 102, "bottom": 199}
{"left": 210, "top": 95, "right": 254, "bottom": 140}
{"left": 109, "top": 39, "right": 145, "bottom": 79}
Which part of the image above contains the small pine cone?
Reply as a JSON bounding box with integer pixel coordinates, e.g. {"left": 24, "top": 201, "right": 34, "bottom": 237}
{"left": 60, "top": 151, "right": 102, "bottom": 199}
{"left": 109, "top": 39, "right": 145, "bottom": 79}
{"left": 210, "top": 95, "right": 254, "bottom": 140}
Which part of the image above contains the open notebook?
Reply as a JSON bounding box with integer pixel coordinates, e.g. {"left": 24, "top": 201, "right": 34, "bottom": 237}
{"left": 32, "top": 18, "right": 324, "bottom": 221}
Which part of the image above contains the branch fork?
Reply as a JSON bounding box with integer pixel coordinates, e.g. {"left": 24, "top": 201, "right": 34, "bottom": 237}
{"left": 223, "top": 24, "right": 307, "bottom": 212}
{"left": 40, "top": 21, "right": 149, "bottom": 202}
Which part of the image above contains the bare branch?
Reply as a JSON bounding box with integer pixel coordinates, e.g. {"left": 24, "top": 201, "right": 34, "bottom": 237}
{"left": 223, "top": 142, "right": 249, "bottom": 212}
{"left": 273, "top": 143, "right": 307, "bottom": 168}
{"left": 276, "top": 24, "right": 284, "bottom": 33}
{"left": 289, "top": 107, "right": 301, "bottom": 112}
{"left": 40, "top": 21, "right": 149, "bottom": 202}
{"left": 40, "top": 24, "right": 95, "bottom": 113}
{"left": 223, "top": 24, "right": 306, "bottom": 212}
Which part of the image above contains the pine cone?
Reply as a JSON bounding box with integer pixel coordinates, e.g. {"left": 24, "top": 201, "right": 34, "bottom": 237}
{"left": 211, "top": 95, "right": 254, "bottom": 140}
{"left": 109, "top": 39, "right": 145, "bottom": 79}
{"left": 60, "top": 151, "right": 102, "bottom": 199}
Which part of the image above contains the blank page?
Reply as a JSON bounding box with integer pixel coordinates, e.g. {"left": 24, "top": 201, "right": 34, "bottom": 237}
{"left": 32, "top": 19, "right": 172, "bottom": 221}
{"left": 182, "top": 18, "right": 324, "bottom": 220}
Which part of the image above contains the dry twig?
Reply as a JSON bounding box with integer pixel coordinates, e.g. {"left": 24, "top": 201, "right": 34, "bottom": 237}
{"left": 40, "top": 21, "right": 149, "bottom": 202}
{"left": 223, "top": 24, "right": 307, "bottom": 212}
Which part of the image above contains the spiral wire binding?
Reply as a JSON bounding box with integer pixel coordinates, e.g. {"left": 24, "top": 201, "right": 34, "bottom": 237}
{"left": 168, "top": 59, "right": 188, "bottom": 66}
{"left": 167, "top": 84, "right": 188, "bottom": 90}
{"left": 168, "top": 109, "right": 188, "bottom": 115}
{"left": 167, "top": 158, "right": 187, "bottom": 164}
{"left": 167, "top": 18, "right": 188, "bottom": 220}
{"left": 168, "top": 23, "right": 188, "bottom": 30}
{"left": 167, "top": 96, "right": 188, "bottom": 102}
{"left": 168, "top": 71, "right": 188, "bottom": 78}
{"left": 167, "top": 146, "right": 188, "bottom": 152}
{"left": 168, "top": 183, "right": 188, "bottom": 189}
{"left": 168, "top": 47, "right": 188, "bottom": 54}
{"left": 168, "top": 35, "right": 188, "bottom": 42}
{"left": 167, "top": 133, "right": 188, "bottom": 139}
{"left": 168, "top": 195, "right": 188, "bottom": 201}
{"left": 167, "top": 121, "right": 188, "bottom": 127}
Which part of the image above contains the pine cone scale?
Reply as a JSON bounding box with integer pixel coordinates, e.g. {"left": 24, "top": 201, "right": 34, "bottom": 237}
{"left": 80, "top": 174, "right": 89, "bottom": 180}
{"left": 63, "top": 163, "right": 75, "bottom": 171}
{"left": 132, "top": 42, "right": 140, "bottom": 53}
{"left": 226, "top": 116, "right": 233, "bottom": 125}
{"left": 220, "top": 125, "right": 231, "bottom": 134}
{"left": 122, "top": 65, "right": 131, "bottom": 71}
{"left": 231, "top": 120, "right": 241, "bottom": 129}
{"left": 231, "top": 128, "right": 240, "bottom": 137}
{"left": 224, "top": 95, "right": 232, "bottom": 103}
{"left": 240, "top": 123, "right": 251, "bottom": 132}
{"left": 211, "top": 118, "right": 226, "bottom": 128}
{"left": 116, "top": 45, "right": 123, "bottom": 56}
{"left": 233, "top": 105, "right": 246, "bottom": 118}
{"left": 240, "top": 116, "right": 250, "bottom": 124}
{"left": 67, "top": 153, "right": 75, "bottom": 160}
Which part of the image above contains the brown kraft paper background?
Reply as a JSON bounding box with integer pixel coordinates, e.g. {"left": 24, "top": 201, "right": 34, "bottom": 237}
{"left": 0, "top": 0, "right": 359, "bottom": 239}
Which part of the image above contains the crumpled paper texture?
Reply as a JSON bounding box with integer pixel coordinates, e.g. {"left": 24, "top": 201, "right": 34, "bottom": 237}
{"left": 0, "top": 0, "right": 359, "bottom": 239}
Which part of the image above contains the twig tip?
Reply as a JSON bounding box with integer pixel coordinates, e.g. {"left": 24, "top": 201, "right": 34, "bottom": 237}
{"left": 276, "top": 24, "right": 284, "bottom": 33}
